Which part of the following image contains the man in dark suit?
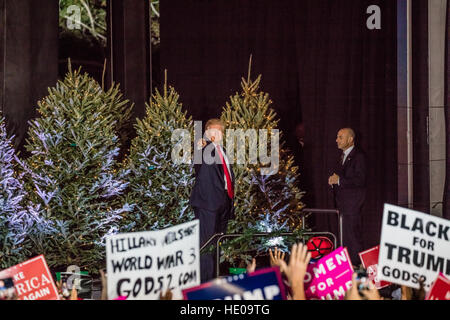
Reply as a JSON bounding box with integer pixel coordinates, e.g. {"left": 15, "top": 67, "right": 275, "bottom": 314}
{"left": 328, "top": 128, "right": 366, "bottom": 264}
{"left": 190, "top": 118, "right": 235, "bottom": 283}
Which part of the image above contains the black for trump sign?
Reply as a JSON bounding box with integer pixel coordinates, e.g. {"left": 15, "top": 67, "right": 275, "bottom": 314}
{"left": 378, "top": 204, "right": 450, "bottom": 290}
{"left": 106, "top": 220, "right": 200, "bottom": 300}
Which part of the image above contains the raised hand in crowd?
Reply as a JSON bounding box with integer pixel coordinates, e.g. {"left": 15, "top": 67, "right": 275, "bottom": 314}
{"left": 345, "top": 273, "right": 363, "bottom": 300}
{"left": 70, "top": 286, "right": 78, "bottom": 300}
{"left": 401, "top": 285, "right": 411, "bottom": 300}
{"left": 55, "top": 279, "right": 79, "bottom": 300}
{"left": 269, "top": 247, "right": 286, "bottom": 271}
{"left": 401, "top": 279, "right": 425, "bottom": 300}
{"left": 278, "top": 243, "right": 311, "bottom": 300}
{"left": 56, "top": 279, "right": 70, "bottom": 300}
{"left": 345, "top": 273, "right": 381, "bottom": 300}
{"left": 100, "top": 269, "right": 108, "bottom": 300}
{"left": 246, "top": 258, "right": 257, "bottom": 273}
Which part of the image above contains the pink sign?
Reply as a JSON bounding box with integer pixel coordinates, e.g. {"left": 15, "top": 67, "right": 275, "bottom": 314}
{"left": 304, "top": 247, "right": 354, "bottom": 300}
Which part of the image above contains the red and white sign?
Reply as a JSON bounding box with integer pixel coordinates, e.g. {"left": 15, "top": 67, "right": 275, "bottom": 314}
{"left": 359, "top": 245, "right": 390, "bottom": 289}
{"left": 0, "top": 255, "right": 59, "bottom": 300}
{"left": 426, "top": 273, "right": 450, "bottom": 300}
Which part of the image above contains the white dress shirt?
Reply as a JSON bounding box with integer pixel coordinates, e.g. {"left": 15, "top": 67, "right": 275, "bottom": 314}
{"left": 338, "top": 145, "right": 354, "bottom": 185}
{"left": 342, "top": 145, "right": 354, "bottom": 164}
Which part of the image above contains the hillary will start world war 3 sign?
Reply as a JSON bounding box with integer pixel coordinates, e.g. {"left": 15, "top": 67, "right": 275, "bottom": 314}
{"left": 378, "top": 204, "right": 450, "bottom": 291}
{"left": 106, "top": 220, "right": 200, "bottom": 300}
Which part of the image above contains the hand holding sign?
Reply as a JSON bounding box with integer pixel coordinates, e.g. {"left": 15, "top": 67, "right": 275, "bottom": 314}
{"left": 100, "top": 269, "right": 108, "bottom": 300}
{"left": 159, "top": 289, "right": 173, "bottom": 300}
{"left": 360, "top": 283, "right": 381, "bottom": 300}
{"left": 400, "top": 280, "right": 426, "bottom": 300}
{"left": 345, "top": 273, "right": 362, "bottom": 300}
{"left": 345, "top": 273, "right": 381, "bottom": 300}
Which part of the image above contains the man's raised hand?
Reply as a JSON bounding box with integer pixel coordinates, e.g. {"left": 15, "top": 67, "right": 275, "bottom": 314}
{"left": 246, "top": 258, "right": 257, "bottom": 273}
{"left": 269, "top": 247, "right": 286, "bottom": 271}
{"left": 278, "top": 243, "right": 311, "bottom": 300}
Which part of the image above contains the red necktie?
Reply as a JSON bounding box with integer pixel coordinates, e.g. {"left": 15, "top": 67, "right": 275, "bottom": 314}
{"left": 216, "top": 145, "right": 234, "bottom": 199}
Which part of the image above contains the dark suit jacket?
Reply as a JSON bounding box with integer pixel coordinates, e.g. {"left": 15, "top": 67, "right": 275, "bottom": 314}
{"left": 333, "top": 147, "right": 366, "bottom": 216}
{"left": 190, "top": 140, "right": 235, "bottom": 219}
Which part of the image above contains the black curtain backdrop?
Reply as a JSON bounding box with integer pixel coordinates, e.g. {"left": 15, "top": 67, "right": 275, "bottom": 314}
{"left": 0, "top": 0, "right": 58, "bottom": 151}
{"left": 411, "top": 0, "right": 430, "bottom": 214}
{"left": 291, "top": 0, "right": 397, "bottom": 249}
{"left": 161, "top": 0, "right": 398, "bottom": 249}
{"left": 107, "top": 0, "right": 151, "bottom": 122}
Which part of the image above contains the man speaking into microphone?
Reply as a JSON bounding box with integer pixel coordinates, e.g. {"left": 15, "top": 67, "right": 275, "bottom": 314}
{"left": 190, "top": 118, "right": 235, "bottom": 283}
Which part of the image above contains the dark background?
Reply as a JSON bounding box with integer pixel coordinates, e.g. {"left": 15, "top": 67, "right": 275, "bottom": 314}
{"left": 0, "top": 0, "right": 448, "bottom": 249}
{"left": 160, "top": 0, "right": 398, "bottom": 249}
{"left": 444, "top": 0, "right": 450, "bottom": 220}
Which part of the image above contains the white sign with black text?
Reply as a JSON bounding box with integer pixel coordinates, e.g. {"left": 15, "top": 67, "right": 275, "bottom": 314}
{"left": 106, "top": 220, "right": 200, "bottom": 300}
{"left": 378, "top": 204, "right": 450, "bottom": 291}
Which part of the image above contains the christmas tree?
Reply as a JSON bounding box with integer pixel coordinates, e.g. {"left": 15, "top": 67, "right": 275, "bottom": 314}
{"left": 17, "top": 63, "right": 134, "bottom": 273}
{"left": 0, "top": 114, "right": 43, "bottom": 268}
{"left": 121, "top": 72, "right": 194, "bottom": 232}
{"left": 219, "top": 60, "right": 305, "bottom": 266}
{"left": 102, "top": 82, "right": 134, "bottom": 157}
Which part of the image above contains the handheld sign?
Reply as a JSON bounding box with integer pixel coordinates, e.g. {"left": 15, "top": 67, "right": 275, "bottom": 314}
{"left": 425, "top": 273, "right": 450, "bottom": 300}
{"left": 378, "top": 204, "right": 450, "bottom": 291}
{"left": 0, "top": 255, "right": 59, "bottom": 300}
{"left": 182, "top": 267, "right": 286, "bottom": 300}
{"left": 106, "top": 220, "right": 200, "bottom": 300}
{"left": 304, "top": 247, "right": 354, "bottom": 300}
{"left": 358, "top": 245, "right": 391, "bottom": 289}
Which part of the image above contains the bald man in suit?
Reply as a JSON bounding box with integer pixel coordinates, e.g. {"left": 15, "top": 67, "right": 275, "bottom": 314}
{"left": 328, "top": 128, "right": 366, "bottom": 264}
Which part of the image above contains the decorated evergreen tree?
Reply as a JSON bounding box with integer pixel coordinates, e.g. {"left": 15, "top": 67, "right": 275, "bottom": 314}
{"left": 121, "top": 73, "right": 194, "bottom": 232}
{"left": 219, "top": 61, "right": 306, "bottom": 266}
{"left": 0, "top": 114, "right": 43, "bottom": 268}
{"left": 17, "top": 64, "right": 134, "bottom": 273}
{"left": 102, "top": 82, "right": 134, "bottom": 155}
